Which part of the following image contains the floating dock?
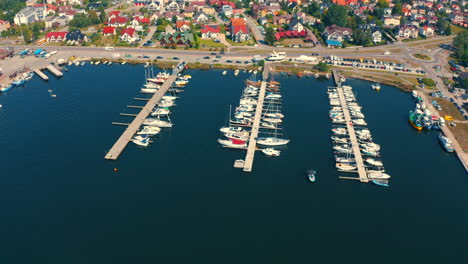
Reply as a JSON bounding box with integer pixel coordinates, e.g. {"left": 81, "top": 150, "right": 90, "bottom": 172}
{"left": 335, "top": 86, "right": 369, "bottom": 182}
{"left": 33, "top": 69, "right": 48, "bottom": 80}
{"left": 105, "top": 63, "right": 184, "bottom": 160}
{"left": 242, "top": 67, "right": 270, "bottom": 172}
{"left": 45, "top": 65, "right": 63, "bottom": 77}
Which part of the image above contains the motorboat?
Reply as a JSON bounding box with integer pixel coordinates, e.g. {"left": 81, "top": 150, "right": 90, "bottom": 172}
{"left": 137, "top": 126, "right": 161, "bottom": 135}
{"left": 220, "top": 126, "right": 244, "bottom": 134}
{"left": 234, "top": 69, "right": 240, "bottom": 76}
{"left": 331, "top": 136, "right": 347, "bottom": 144}
{"left": 335, "top": 156, "right": 355, "bottom": 163}
{"left": 162, "top": 95, "right": 178, "bottom": 100}
{"left": 333, "top": 145, "right": 352, "bottom": 154}
{"left": 262, "top": 148, "right": 280, "bottom": 156}
{"left": 371, "top": 82, "right": 381, "bottom": 91}
{"left": 143, "top": 118, "right": 173, "bottom": 127}
{"left": 132, "top": 135, "right": 150, "bottom": 147}
{"left": 159, "top": 100, "right": 175, "bottom": 108}
{"left": 266, "top": 51, "right": 286, "bottom": 61}
{"left": 307, "top": 169, "right": 316, "bottom": 182}
{"left": 222, "top": 71, "right": 227, "bottom": 75}
{"left": 141, "top": 88, "right": 158, "bottom": 93}
{"left": 372, "top": 180, "right": 389, "bottom": 187}
{"left": 352, "top": 119, "right": 367, "bottom": 126}
{"left": 257, "top": 137, "right": 289, "bottom": 146}
{"left": 367, "top": 172, "right": 391, "bottom": 179}
{"left": 332, "top": 127, "right": 347, "bottom": 135}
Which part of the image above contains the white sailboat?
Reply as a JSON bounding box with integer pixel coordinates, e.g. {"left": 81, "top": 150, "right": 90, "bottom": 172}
{"left": 143, "top": 118, "right": 173, "bottom": 127}
{"left": 137, "top": 126, "right": 161, "bottom": 135}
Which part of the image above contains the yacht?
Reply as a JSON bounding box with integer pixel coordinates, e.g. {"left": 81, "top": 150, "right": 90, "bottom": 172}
{"left": 365, "top": 158, "right": 383, "bottom": 167}
{"left": 336, "top": 163, "right": 356, "bottom": 171}
{"left": 151, "top": 108, "right": 170, "bottom": 116}
{"left": 257, "top": 137, "right": 289, "bottom": 146}
{"left": 438, "top": 133, "right": 454, "bottom": 152}
{"left": 266, "top": 51, "right": 286, "bottom": 61}
{"left": 143, "top": 118, "right": 173, "bottom": 127}
{"left": 367, "top": 172, "right": 391, "bottom": 179}
{"left": 137, "top": 126, "right": 161, "bottom": 135}
{"left": 262, "top": 148, "right": 281, "bottom": 156}
{"left": 218, "top": 139, "right": 247, "bottom": 149}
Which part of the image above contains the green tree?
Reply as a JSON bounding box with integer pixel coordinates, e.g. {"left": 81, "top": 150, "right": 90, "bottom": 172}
{"left": 392, "top": 1, "right": 402, "bottom": 14}
{"left": 323, "top": 4, "right": 348, "bottom": 27}
{"left": 377, "top": 0, "right": 389, "bottom": 8}
{"left": 436, "top": 19, "right": 450, "bottom": 35}
{"left": 171, "top": 15, "right": 177, "bottom": 24}
{"left": 352, "top": 28, "right": 372, "bottom": 46}
{"left": 316, "top": 61, "right": 330, "bottom": 72}
{"left": 265, "top": 26, "right": 276, "bottom": 45}
{"left": 306, "top": 2, "right": 320, "bottom": 17}
{"left": 453, "top": 31, "right": 468, "bottom": 65}
{"left": 88, "top": 10, "right": 100, "bottom": 25}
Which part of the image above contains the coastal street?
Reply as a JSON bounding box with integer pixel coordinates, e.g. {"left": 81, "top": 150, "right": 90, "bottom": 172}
{"left": 245, "top": 16, "right": 265, "bottom": 45}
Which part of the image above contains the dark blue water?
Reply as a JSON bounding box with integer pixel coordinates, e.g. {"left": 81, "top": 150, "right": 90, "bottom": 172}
{"left": 0, "top": 65, "right": 466, "bottom": 263}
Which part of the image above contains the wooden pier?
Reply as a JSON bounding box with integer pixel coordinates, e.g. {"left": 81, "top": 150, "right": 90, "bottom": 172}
{"left": 332, "top": 69, "right": 341, "bottom": 87}
{"left": 242, "top": 67, "right": 270, "bottom": 172}
{"left": 105, "top": 63, "right": 184, "bottom": 160}
{"left": 33, "top": 69, "right": 49, "bottom": 80}
{"left": 45, "top": 65, "right": 63, "bottom": 77}
{"left": 336, "top": 86, "right": 369, "bottom": 182}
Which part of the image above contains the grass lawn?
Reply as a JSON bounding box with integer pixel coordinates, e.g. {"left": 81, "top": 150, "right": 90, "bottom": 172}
{"left": 433, "top": 98, "right": 464, "bottom": 121}
{"left": 199, "top": 39, "right": 225, "bottom": 48}
{"left": 413, "top": 53, "right": 432, "bottom": 60}
{"left": 450, "top": 123, "right": 468, "bottom": 152}
{"left": 226, "top": 39, "right": 256, "bottom": 46}
{"left": 450, "top": 25, "right": 465, "bottom": 34}
{"left": 99, "top": 36, "right": 116, "bottom": 46}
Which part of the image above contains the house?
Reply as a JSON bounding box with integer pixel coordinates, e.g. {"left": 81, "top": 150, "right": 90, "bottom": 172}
{"left": 176, "top": 21, "right": 191, "bottom": 32}
{"left": 45, "top": 31, "right": 67, "bottom": 42}
{"left": 289, "top": 19, "right": 304, "bottom": 32}
{"left": 87, "top": 3, "right": 103, "bottom": 11}
{"left": 358, "top": 24, "right": 382, "bottom": 43}
{"left": 273, "top": 15, "right": 293, "bottom": 25}
{"left": 66, "top": 29, "right": 88, "bottom": 45}
{"left": 33, "top": 4, "right": 58, "bottom": 15}
{"left": 44, "top": 16, "right": 68, "bottom": 29}
{"left": 193, "top": 11, "right": 210, "bottom": 23}
{"left": 323, "top": 24, "right": 353, "bottom": 47}
{"left": 222, "top": 5, "right": 233, "bottom": 17}
{"left": 383, "top": 15, "right": 401, "bottom": 26}
{"left": 419, "top": 25, "right": 435, "bottom": 37}
{"left": 258, "top": 17, "right": 268, "bottom": 26}
{"left": 14, "top": 6, "right": 46, "bottom": 25}
{"left": 183, "top": 6, "right": 196, "bottom": 18}
{"left": 230, "top": 18, "right": 250, "bottom": 43}
{"left": 165, "top": 25, "right": 176, "bottom": 35}
{"left": 108, "top": 11, "right": 121, "bottom": 20}
{"left": 56, "top": 5, "right": 74, "bottom": 16}
{"left": 166, "top": 1, "right": 180, "bottom": 11}
{"left": 102, "top": 26, "right": 116, "bottom": 36}
{"left": 201, "top": 24, "right": 220, "bottom": 40}
{"left": 157, "top": 32, "right": 194, "bottom": 47}
{"left": 202, "top": 7, "right": 215, "bottom": 15}
{"left": 109, "top": 17, "right": 128, "bottom": 27}
{"left": 0, "top": 20, "right": 11, "bottom": 32}
{"left": 120, "top": 27, "right": 138, "bottom": 42}
{"left": 397, "top": 24, "right": 419, "bottom": 39}
{"left": 147, "top": 0, "right": 164, "bottom": 12}
{"left": 164, "top": 11, "right": 183, "bottom": 21}
{"left": 372, "top": 31, "right": 382, "bottom": 43}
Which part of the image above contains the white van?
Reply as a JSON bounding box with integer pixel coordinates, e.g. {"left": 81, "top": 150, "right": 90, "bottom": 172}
{"left": 104, "top": 46, "right": 114, "bottom": 51}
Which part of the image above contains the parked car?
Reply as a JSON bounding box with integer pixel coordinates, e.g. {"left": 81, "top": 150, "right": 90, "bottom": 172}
{"left": 216, "top": 55, "right": 222, "bottom": 58}
{"left": 210, "top": 52, "right": 216, "bottom": 55}
{"left": 156, "top": 56, "right": 163, "bottom": 59}
{"left": 203, "top": 56, "right": 210, "bottom": 59}
{"left": 226, "top": 60, "right": 233, "bottom": 63}
{"left": 143, "top": 56, "right": 150, "bottom": 58}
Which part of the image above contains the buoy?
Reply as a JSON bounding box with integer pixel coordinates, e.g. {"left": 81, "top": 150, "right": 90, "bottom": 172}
{"left": 114, "top": 168, "right": 118, "bottom": 172}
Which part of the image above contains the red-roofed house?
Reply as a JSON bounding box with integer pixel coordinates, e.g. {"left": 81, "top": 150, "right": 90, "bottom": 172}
{"left": 230, "top": 18, "right": 250, "bottom": 43}
{"left": 102, "top": 26, "right": 116, "bottom": 36}
{"left": 176, "top": 21, "right": 191, "bottom": 32}
{"left": 0, "top": 20, "right": 11, "bottom": 32}
{"left": 217, "top": 1, "right": 235, "bottom": 8}
{"left": 108, "top": 11, "right": 121, "bottom": 20}
{"left": 201, "top": 24, "right": 220, "bottom": 40}
{"left": 109, "top": 17, "right": 128, "bottom": 27}
{"left": 46, "top": 31, "right": 67, "bottom": 42}
{"left": 33, "top": 4, "right": 57, "bottom": 15}
{"left": 419, "top": 25, "right": 435, "bottom": 37}
{"left": 120, "top": 27, "right": 138, "bottom": 42}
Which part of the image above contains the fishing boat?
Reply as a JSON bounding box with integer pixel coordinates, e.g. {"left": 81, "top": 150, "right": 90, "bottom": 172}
{"left": 371, "top": 82, "right": 381, "bottom": 91}
{"left": 408, "top": 110, "right": 423, "bottom": 130}
{"left": 143, "top": 118, "right": 173, "bottom": 127}
{"left": 132, "top": 135, "right": 150, "bottom": 147}
{"left": 367, "top": 172, "right": 391, "bottom": 179}
{"left": 137, "top": 126, "right": 161, "bottom": 135}
{"left": 365, "top": 158, "right": 383, "bottom": 167}
{"left": 0, "top": 84, "right": 13, "bottom": 92}
{"left": 262, "top": 148, "right": 280, "bottom": 156}
{"left": 307, "top": 169, "right": 316, "bottom": 182}
{"left": 336, "top": 163, "right": 356, "bottom": 171}
{"left": 438, "top": 133, "right": 454, "bottom": 152}
{"left": 218, "top": 139, "right": 247, "bottom": 149}
{"left": 372, "top": 180, "right": 389, "bottom": 187}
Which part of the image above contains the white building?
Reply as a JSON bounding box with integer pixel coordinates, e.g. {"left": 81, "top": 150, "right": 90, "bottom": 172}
{"left": 14, "top": 6, "right": 46, "bottom": 25}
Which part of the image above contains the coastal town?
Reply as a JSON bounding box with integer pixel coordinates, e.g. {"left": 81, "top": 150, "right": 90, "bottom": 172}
{"left": 0, "top": 0, "right": 467, "bottom": 176}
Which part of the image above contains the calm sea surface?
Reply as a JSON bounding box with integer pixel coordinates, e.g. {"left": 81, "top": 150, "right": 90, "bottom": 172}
{"left": 0, "top": 64, "right": 466, "bottom": 263}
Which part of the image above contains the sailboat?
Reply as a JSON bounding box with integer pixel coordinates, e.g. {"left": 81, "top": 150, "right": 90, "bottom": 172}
{"left": 262, "top": 148, "right": 280, "bottom": 156}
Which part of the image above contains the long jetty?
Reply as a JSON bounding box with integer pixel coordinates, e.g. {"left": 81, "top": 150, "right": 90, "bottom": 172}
{"left": 333, "top": 70, "right": 368, "bottom": 182}
{"left": 105, "top": 63, "right": 183, "bottom": 160}
{"left": 46, "top": 65, "right": 63, "bottom": 77}
{"left": 33, "top": 69, "right": 49, "bottom": 80}
{"left": 242, "top": 66, "right": 270, "bottom": 172}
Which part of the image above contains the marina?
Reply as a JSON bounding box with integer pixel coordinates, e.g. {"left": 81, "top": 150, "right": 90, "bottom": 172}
{"left": 104, "top": 62, "right": 186, "bottom": 160}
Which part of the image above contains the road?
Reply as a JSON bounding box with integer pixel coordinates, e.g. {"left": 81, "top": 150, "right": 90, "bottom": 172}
{"left": 245, "top": 16, "right": 264, "bottom": 45}
{"left": 139, "top": 25, "right": 157, "bottom": 47}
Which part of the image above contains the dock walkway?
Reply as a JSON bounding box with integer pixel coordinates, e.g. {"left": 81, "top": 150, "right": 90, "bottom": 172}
{"left": 45, "top": 65, "right": 63, "bottom": 77}
{"left": 336, "top": 86, "right": 369, "bottom": 182}
{"left": 33, "top": 69, "right": 49, "bottom": 80}
{"left": 105, "top": 63, "right": 183, "bottom": 160}
{"left": 243, "top": 67, "right": 270, "bottom": 172}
